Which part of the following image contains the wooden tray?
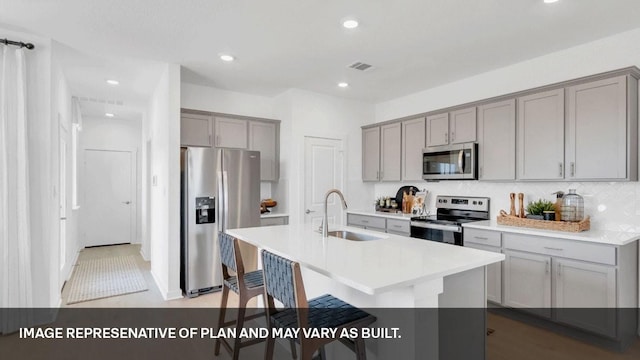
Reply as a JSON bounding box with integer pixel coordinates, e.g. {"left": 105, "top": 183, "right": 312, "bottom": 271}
{"left": 497, "top": 210, "right": 590, "bottom": 232}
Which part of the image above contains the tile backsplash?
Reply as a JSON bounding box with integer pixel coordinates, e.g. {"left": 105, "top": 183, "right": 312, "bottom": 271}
{"left": 374, "top": 181, "right": 640, "bottom": 232}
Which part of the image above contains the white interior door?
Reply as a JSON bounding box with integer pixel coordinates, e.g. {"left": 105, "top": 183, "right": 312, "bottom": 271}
{"left": 304, "top": 137, "right": 344, "bottom": 229}
{"left": 83, "top": 149, "right": 135, "bottom": 247}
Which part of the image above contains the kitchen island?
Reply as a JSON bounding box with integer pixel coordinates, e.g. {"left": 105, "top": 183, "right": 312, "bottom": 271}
{"left": 227, "top": 223, "right": 504, "bottom": 360}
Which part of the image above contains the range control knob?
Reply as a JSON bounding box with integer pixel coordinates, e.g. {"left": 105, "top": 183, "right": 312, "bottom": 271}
{"left": 472, "top": 201, "right": 477, "bottom": 205}
{"left": 478, "top": 201, "right": 483, "bottom": 205}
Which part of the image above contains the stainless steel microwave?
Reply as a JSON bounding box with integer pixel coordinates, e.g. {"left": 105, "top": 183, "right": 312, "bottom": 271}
{"left": 422, "top": 143, "right": 478, "bottom": 180}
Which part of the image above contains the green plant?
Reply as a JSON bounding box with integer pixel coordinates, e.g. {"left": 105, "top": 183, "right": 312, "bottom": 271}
{"left": 526, "top": 199, "right": 555, "bottom": 215}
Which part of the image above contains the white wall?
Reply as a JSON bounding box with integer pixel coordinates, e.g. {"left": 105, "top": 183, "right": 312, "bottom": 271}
{"left": 181, "top": 82, "right": 276, "bottom": 119}
{"left": 79, "top": 115, "right": 143, "bottom": 246}
{"left": 146, "top": 63, "right": 182, "bottom": 300}
{"left": 372, "top": 28, "right": 640, "bottom": 233}
{"left": 51, "top": 42, "right": 77, "bottom": 295}
{"left": 376, "top": 28, "right": 640, "bottom": 122}
{"left": 276, "top": 89, "right": 374, "bottom": 224}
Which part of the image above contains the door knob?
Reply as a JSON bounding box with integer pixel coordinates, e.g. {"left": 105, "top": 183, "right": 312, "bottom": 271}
{"left": 305, "top": 209, "right": 315, "bottom": 214}
{"left": 123, "top": 201, "right": 131, "bottom": 205}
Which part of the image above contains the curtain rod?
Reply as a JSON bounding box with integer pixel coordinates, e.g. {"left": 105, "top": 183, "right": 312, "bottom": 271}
{"left": 1, "top": 38, "right": 35, "bottom": 50}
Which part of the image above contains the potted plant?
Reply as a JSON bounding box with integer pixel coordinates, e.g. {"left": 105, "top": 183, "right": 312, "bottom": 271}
{"left": 526, "top": 199, "right": 555, "bottom": 220}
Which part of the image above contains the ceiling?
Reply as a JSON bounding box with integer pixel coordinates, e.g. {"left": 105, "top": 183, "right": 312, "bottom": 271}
{"left": 2, "top": 0, "right": 640, "bottom": 107}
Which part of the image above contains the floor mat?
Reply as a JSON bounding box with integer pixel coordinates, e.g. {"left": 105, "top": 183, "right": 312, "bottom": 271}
{"left": 66, "top": 255, "right": 148, "bottom": 304}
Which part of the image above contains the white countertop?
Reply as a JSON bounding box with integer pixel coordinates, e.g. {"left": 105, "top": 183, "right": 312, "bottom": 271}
{"left": 260, "top": 212, "right": 289, "bottom": 219}
{"left": 347, "top": 209, "right": 415, "bottom": 220}
{"left": 226, "top": 223, "right": 504, "bottom": 295}
{"left": 463, "top": 220, "right": 640, "bottom": 246}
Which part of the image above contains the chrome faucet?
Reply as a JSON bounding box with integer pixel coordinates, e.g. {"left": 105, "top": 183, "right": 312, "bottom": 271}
{"left": 321, "top": 189, "right": 348, "bottom": 237}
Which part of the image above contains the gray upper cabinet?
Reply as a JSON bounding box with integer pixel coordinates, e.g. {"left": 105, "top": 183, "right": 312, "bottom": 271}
{"left": 362, "top": 119, "right": 422, "bottom": 182}
{"left": 449, "top": 107, "right": 477, "bottom": 144}
{"left": 380, "top": 123, "right": 402, "bottom": 181}
{"left": 401, "top": 117, "right": 426, "bottom": 181}
{"left": 249, "top": 121, "right": 279, "bottom": 181}
{"left": 362, "top": 127, "right": 381, "bottom": 181}
{"left": 478, "top": 99, "right": 516, "bottom": 180}
{"left": 214, "top": 116, "right": 248, "bottom": 149}
{"left": 426, "top": 107, "right": 476, "bottom": 147}
{"left": 426, "top": 113, "right": 449, "bottom": 147}
{"left": 566, "top": 75, "right": 637, "bottom": 181}
{"left": 180, "top": 113, "right": 212, "bottom": 147}
{"left": 517, "top": 88, "right": 565, "bottom": 180}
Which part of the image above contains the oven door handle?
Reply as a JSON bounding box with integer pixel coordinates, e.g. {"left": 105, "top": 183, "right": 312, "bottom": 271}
{"left": 410, "top": 222, "right": 462, "bottom": 233}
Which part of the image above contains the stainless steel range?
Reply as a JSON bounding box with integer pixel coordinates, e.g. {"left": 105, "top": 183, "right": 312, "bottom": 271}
{"left": 410, "top": 195, "right": 490, "bottom": 246}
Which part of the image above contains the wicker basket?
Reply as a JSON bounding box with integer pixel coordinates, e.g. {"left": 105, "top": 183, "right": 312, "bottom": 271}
{"left": 497, "top": 210, "right": 590, "bottom": 232}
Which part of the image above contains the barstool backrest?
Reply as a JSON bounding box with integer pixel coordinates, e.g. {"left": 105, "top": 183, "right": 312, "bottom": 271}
{"left": 219, "top": 232, "right": 244, "bottom": 275}
{"left": 261, "top": 250, "right": 308, "bottom": 309}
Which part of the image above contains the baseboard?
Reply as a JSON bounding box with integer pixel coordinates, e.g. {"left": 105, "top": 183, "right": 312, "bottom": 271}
{"left": 139, "top": 247, "right": 149, "bottom": 261}
{"left": 150, "top": 269, "right": 183, "bottom": 301}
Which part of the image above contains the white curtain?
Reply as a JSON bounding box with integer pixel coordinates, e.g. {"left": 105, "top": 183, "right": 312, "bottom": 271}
{"left": 0, "top": 44, "right": 34, "bottom": 334}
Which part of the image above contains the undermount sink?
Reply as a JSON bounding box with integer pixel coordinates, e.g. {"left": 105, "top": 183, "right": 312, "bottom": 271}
{"left": 327, "top": 230, "right": 382, "bottom": 241}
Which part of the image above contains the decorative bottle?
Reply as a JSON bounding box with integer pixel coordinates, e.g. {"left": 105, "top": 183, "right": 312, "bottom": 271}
{"left": 561, "top": 189, "right": 584, "bottom": 222}
{"left": 552, "top": 191, "right": 564, "bottom": 222}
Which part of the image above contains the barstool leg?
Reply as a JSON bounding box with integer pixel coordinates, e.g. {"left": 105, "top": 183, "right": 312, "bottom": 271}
{"left": 215, "top": 285, "right": 230, "bottom": 355}
{"left": 289, "top": 339, "right": 298, "bottom": 359}
{"left": 232, "top": 305, "right": 247, "bottom": 360}
{"left": 354, "top": 338, "right": 367, "bottom": 360}
{"left": 264, "top": 332, "right": 275, "bottom": 360}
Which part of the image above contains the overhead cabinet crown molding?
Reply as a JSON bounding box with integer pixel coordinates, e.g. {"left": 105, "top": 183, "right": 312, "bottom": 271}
{"left": 362, "top": 66, "right": 640, "bottom": 182}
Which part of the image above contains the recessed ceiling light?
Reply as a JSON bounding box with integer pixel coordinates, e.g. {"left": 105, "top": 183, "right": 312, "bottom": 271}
{"left": 543, "top": 0, "right": 559, "bottom": 3}
{"left": 342, "top": 19, "right": 359, "bottom": 29}
{"left": 220, "top": 54, "right": 235, "bottom": 62}
{"left": 105, "top": 113, "right": 115, "bottom": 118}
{"left": 338, "top": 82, "right": 349, "bottom": 88}
{"left": 106, "top": 79, "right": 119, "bottom": 85}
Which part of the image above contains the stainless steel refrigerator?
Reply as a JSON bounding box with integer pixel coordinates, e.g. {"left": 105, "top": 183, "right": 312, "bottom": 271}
{"left": 180, "top": 147, "right": 261, "bottom": 297}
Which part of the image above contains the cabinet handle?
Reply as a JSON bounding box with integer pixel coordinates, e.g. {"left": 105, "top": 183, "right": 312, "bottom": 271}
{"left": 392, "top": 225, "right": 401, "bottom": 228}
{"left": 557, "top": 264, "right": 562, "bottom": 277}
{"left": 445, "top": 132, "right": 449, "bottom": 143}
{"left": 474, "top": 236, "right": 488, "bottom": 240}
{"left": 479, "top": 166, "right": 483, "bottom": 178}
{"left": 559, "top": 163, "right": 563, "bottom": 177}
{"left": 376, "top": 171, "right": 379, "bottom": 180}
{"left": 216, "top": 135, "right": 220, "bottom": 146}
{"left": 209, "top": 134, "right": 212, "bottom": 145}
{"left": 543, "top": 246, "right": 564, "bottom": 251}
{"left": 451, "top": 131, "right": 455, "bottom": 142}
{"left": 545, "top": 260, "right": 550, "bottom": 274}
{"left": 380, "top": 171, "right": 384, "bottom": 180}
{"left": 570, "top": 162, "right": 575, "bottom": 177}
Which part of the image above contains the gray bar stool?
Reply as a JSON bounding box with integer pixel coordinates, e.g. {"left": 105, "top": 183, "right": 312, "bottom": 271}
{"left": 261, "top": 249, "right": 377, "bottom": 360}
{"left": 215, "top": 233, "right": 296, "bottom": 360}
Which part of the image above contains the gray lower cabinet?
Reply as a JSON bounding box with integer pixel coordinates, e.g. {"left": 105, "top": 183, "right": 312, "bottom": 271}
{"left": 503, "top": 250, "right": 553, "bottom": 319}
{"left": 260, "top": 216, "right": 289, "bottom": 227}
{"left": 346, "top": 213, "right": 410, "bottom": 236}
{"left": 553, "top": 258, "right": 616, "bottom": 337}
{"left": 463, "top": 228, "right": 503, "bottom": 304}
{"left": 464, "top": 226, "right": 637, "bottom": 344}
